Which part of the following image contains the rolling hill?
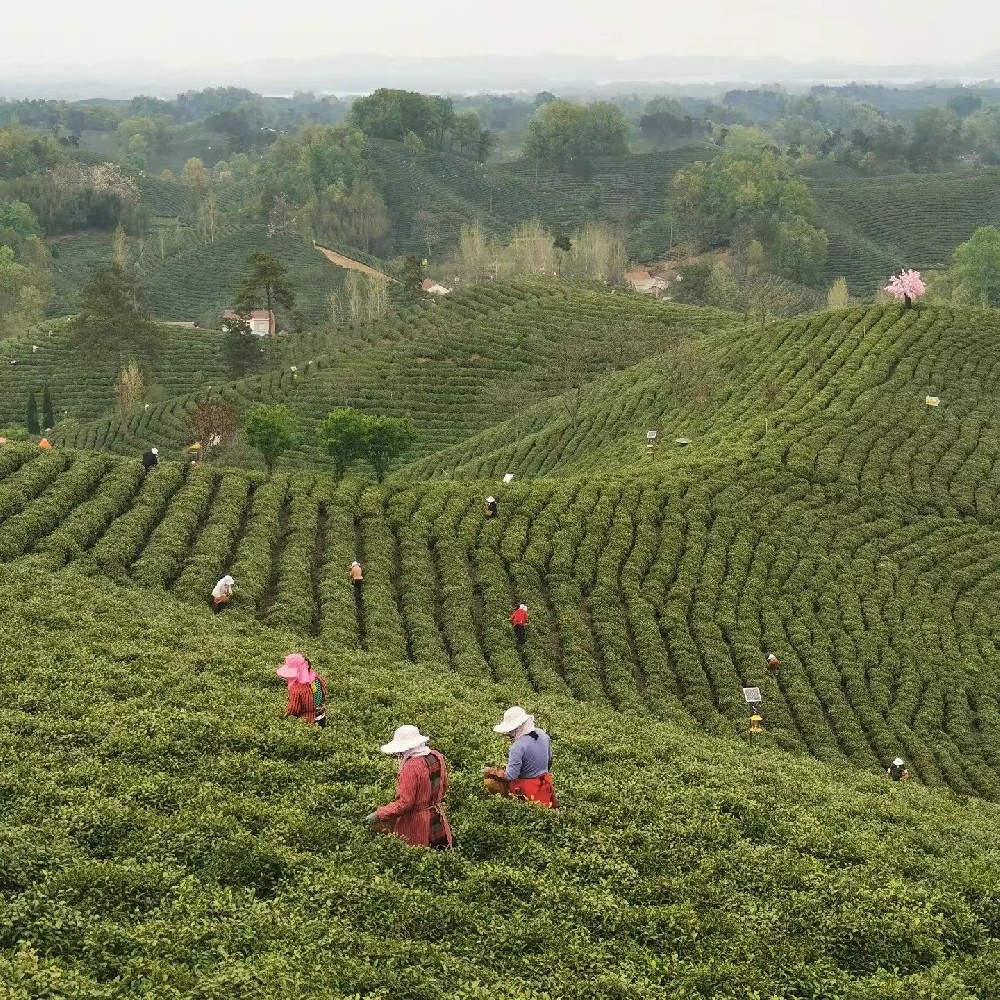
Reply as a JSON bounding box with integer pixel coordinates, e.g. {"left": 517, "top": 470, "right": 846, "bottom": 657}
{"left": 810, "top": 169, "right": 1000, "bottom": 294}
{"left": 52, "top": 282, "right": 734, "bottom": 466}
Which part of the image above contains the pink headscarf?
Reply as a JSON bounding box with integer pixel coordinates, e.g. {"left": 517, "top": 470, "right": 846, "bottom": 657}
{"left": 276, "top": 653, "right": 316, "bottom": 687}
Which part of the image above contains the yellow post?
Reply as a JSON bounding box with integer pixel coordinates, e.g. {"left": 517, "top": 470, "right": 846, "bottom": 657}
{"left": 749, "top": 714, "right": 763, "bottom": 735}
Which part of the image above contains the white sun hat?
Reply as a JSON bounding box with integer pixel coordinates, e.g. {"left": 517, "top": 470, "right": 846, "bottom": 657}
{"left": 892, "top": 757, "right": 904, "bottom": 766}
{"left": 151, "top": 447, "right": 159, "bottom": 455}
{"left": 493, "top": 706, "right": 534, "bottom": 734}
{"left": 380, "top": 724, "right": 430, "bottom": 755}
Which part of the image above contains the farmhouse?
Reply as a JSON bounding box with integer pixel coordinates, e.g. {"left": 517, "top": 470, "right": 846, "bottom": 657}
{"left": 625, "top": 269, "right": 668, "bottom": 296}
{"left": 421, "top": 278, "right": 451, "bottom": 295}
{"left": 222, "top": 309, "right": 276, "bottom": 337}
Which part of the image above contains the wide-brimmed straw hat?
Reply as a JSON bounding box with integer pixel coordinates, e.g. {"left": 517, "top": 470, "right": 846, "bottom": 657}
{"left": 493, "top": 706, "right": 534, "bottom": 734}
{"left": 892, "top": 757, "right": 904, "bottom": 766}
{"left": 380, "top": 724, "right": 430, "bottom": 755}
{"left": 151, "top": 447, "right": 159, "bottom": 455}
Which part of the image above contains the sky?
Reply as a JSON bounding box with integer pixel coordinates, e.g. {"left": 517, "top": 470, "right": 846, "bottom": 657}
{"left": 1, "top": 0, "right": 995, "bottom": 69}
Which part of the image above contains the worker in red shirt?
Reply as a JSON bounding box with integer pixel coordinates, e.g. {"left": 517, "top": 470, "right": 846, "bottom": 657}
{"left": 365, "top": 725, "right": 453, "bottom": 850}
{"left": 276, "top": 653, "right": 327, "bottom": 727}
{"left": 510, "top": 603, "right": 528, "bottom": 647}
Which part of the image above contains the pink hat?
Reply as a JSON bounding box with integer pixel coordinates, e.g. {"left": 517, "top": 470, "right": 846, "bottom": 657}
{"left": 276, "top": 653, "right": 315, "bottom": 686}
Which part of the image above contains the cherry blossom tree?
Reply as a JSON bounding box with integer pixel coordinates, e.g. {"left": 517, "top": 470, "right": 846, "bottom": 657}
{"left": 884, "top": 269, "right": 926, "bottom": 307}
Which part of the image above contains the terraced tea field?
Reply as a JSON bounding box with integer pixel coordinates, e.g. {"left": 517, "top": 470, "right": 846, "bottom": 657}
{"left": 810, "top": 169, "right": 1000, "bottom": 293}
{"left": 0, "top": 322, "right": 243, "bottom": 429}
{"left": 3, "top": 438, "right": 999, "bottom": 799}
{"left": 410, "top": 303, "right": 1000, "bottom": 519}
{"left": 54, "top": 282, "right": 732, "bottom": 465}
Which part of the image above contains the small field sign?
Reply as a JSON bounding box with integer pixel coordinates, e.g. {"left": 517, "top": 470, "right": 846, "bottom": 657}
{"left": 646, "top": 429, "right": 658, "bottom": 441}
{"left": 742, "top": 686, "right": 762, "bottom": 705}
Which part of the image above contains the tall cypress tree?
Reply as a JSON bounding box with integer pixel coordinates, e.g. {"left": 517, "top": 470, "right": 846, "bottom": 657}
{"left": 41, "top": 386, "right": 55, "bottom": 430}
{"left": 26, "top": 392, "right": 40, "bottom": 435}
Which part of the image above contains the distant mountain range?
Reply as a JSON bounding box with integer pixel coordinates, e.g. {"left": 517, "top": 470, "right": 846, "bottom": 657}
{"left": 3, "top": 52, "right": 1000, "bottom": 100}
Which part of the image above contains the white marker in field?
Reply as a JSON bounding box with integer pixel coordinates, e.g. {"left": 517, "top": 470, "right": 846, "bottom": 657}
{"left": 925, "top": 396, "right": 940, "bottom": 407}
{"left": 503, "top": 473, "right": 514, "bottom": 484}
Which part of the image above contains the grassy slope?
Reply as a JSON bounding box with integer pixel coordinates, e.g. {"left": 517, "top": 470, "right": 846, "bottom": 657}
{"left": 2, "top": 563, "right": 1000, "bottom": 997}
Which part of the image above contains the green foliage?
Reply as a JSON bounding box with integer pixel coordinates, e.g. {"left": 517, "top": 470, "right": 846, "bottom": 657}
{"left": 951, "top": 226, "right": 1000, "bottom": 307}
{"left": 349, "top": 89, "right": 457, "bottom": 149}
{"left": 320, "top": 407, "right": 416, "bottom": 480}
{"left": 670, "top": 149, "right": 828, "bottom": 285}
{"left": 25, "top": 390, "right": 39, "bottom": 434}
{"left": 235, "top": 251, "right": 296, "bottom": 316}
{"left": 245, "top": 403, "right": 298, "bottom": 473}
{"left": 523, "top": 100, "right": 629, "bottom": 172}
{"left": 70, "top": 262, "right": 156, "bottom": 367}
{"left": 319, "top": 406, "right": 367, "bottom": 478}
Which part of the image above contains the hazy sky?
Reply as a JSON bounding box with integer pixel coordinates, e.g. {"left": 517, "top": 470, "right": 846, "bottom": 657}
{"left": 2, "top": 0, "right": 994, "bottom": 68}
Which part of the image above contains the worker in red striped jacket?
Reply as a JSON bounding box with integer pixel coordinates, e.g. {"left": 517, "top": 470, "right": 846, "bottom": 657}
{"left": 365, "top": 725, "right": 454, "bottom": 849}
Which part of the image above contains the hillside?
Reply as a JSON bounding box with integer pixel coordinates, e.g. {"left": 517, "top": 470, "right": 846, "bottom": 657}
{"left": 3, "top": 562, "right": 1000, "bottom": 996}
{"left": 1, "top": 432, "right": 1000, "bottom": 797}
{"left": 366, "top": 139, "right": 713, "bottom": 258}
{"left": 810, "top": 169, "right": 1000, "bottom": 293}
{"left": 407, "top": 302, "right": 1000, "bottom": 517}
{"left": 52, "top": 283, "right": 735, "bottom": 466}
{"left": 0, "top": 323, "right": 243, "bottom": 431}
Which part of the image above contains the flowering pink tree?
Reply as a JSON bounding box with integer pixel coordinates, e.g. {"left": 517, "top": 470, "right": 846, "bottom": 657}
{"left": 883, "top": 269, "right": 926, "bottom": 307}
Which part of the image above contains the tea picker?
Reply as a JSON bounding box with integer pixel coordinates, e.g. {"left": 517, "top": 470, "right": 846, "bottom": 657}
{"left": 142, "top": 447, "right": 159, "bottom": 472}
{"left": 349, "top": 559, "right": 364, "bottom": 601}
{"left": 482, "top": 706, "right": 557, "bottom": 808}
{"left": 765, "top": 651, "right": 780, "bottom": 675}
{"left": 210, "top": 574, "right": 235, "bottom": 614}
{"left": 484, "top": 495, "right": 499, "bottom": 519}
{"left": 510, "top": 603, "right": 528, "bottom": 647}
{"left": 886, "top": 757, "right": 910, "bottom": 781}
{"left": 275, "top": 653, "right": 327, "bottom": 727}
{"left": 365, "top": 725, "right": 454, "bottom": 849}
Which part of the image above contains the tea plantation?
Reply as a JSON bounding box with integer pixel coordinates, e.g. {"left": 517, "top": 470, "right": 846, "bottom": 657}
{"left": 3, "top": 563, "right": 1000, "bottom": 998}
{"left": 7, "top": 284, "right": 1000, "bottom": 994}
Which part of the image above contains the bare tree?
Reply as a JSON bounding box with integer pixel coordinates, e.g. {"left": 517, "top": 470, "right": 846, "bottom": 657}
{"left": 186, "top": 400, "right": 239, "bottom": 459}
{"left": 115, "top": 359, "right": 144, "bottom": 426}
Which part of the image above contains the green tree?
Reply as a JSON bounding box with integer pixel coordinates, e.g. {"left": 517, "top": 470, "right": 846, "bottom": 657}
{"left": 319, "top": 407, "right": 368, "bottom": 478}
{"left": 244, "top": 403, "right": 297, "bottom": 474}
{"left": 523, "top": 100, "right": 628, "bottom": 171}
{"left": 235, "top": 252, "right": 295, "bottom": 316}
{"left": 41, "top": 385, "right": 54, "bottom": 429}
{"left": 400, "top": 255, "right": 425, "bottom": 300}
{"left": 26, "top": 391, "right": 39, "bottom": 435}
{"left": 670, "top": 150, "right": 827, "bottom": 285}
{"left": 71, "top": 262, "right": 156, "bottom": 365}
{"left": 362, "top": 414, "right": 416, "bottom": 481}
{"left": 951, "top": 226, "right": 1000, "bottom": 307}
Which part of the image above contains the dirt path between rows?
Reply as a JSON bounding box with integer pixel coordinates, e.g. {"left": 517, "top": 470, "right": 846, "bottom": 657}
{"left": 315, "top": 244, "right": 395, "bottom": 281}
